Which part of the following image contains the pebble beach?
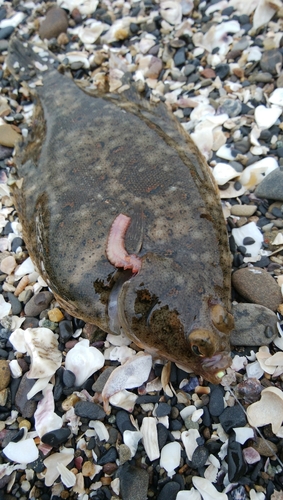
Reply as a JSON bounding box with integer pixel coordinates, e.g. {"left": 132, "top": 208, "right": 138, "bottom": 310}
{"left": 0, "top": 0, "right": 283, "bottom": 499}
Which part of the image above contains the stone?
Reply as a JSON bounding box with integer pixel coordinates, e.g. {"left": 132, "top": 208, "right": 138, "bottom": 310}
{"left": 208, "top": 385, "right": 224, "bottom": 417}
{"left": 24, "top": 291, "right": 54, "bottom": 316}
{"left": 92, "top": 366, "right": 116, "bottom": 392}
{"left": 190, "top": 445, "right": 209, "bottom": 469}
{"left": 15, "top": 373, "right": 37, "bottom": 418}
{"left": 219, "top": 405, "right": 247, "bottom": 434}
{"left": 0, "top": 124, "right": 21, "bottom": 148}
{"left": 118, "top": 463, "right": 149, "bottom": 500}
{"left": 255, "top": 169, "right": 283, "bottom": 202}
{"left": 157, "top": 481, "right": 180, "bottom": 500}
{"left": 0, "top": 26, "right": 14, "bottom": 40}
{"left": 0, "top": 255, "right": 16, "bottom": 274}
{"left": 41, "top": 427, "right": 71, "bottom": 447}
{"left": 260, "top": 49, "right": 283, "bottom": 75}
{"left": 227, "top": 437, "right": 248, "bottom": 482}
{"left": 215, "top": 63, "right": 230, "bottom": 79}
{"left": 62, "top": 369, "right": 76, "bottom": 388}
{"left": 0, "top": 360, "right": 10, "bottom": 390}
{"left": 232, "top": 267, "right": 282, "bottom": 312}
{"left": 231, "top": 303, "right": 278, "bottom": 346}
{"left": 7, "top": 292, "right": 22, "bottom": 315}
{"left": 59, "top": 320, "right": 73, "bottom": 341}
{"left": 116, "top": 410, "right": 136, "bottom": 434}
{"left": 97, "top": 446, "right": 118, "bottom": 465}
{"left": 119, "top": 444, "right": 132, "bottom": 464}
{"left": 48, "top": 308, "right": 64, "bottom": 322}
{"left": 74, "top": 401, "right": 106, "bottom": 420}
{"left": 252, "top": 438, "right": 278, "bottom": 457}
{"left": 230, "top": 205, "right": 257, "bottom": 217}
{"left": 155, "top": 402, "right": 171, "bottom": 417}
{"left": 39, "top": 7, "right": 68, "bottom": 40}
{"left": 219, "top": 99, "right": 242, "bottom": 117}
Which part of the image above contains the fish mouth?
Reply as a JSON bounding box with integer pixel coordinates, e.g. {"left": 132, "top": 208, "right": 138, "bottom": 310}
{"left": 200, "top": 351, "right": 232, "bottom": 382}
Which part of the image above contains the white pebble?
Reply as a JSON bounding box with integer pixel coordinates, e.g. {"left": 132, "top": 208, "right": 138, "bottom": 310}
{"left": 0, "top": 256, "right": 16, "bottom": 275}
{"left": 9, "top": 359, "right": 22, "bottom": 378}
{"left": 269, "top": 88, "right": 283, "bottom": 107}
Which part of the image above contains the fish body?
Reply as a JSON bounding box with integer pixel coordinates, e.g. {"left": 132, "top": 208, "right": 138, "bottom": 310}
{"left": 7, "top": 39, "right": 233, "bottom": 383}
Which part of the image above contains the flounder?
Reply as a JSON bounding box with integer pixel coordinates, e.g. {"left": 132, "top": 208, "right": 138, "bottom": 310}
{"left": 7, "top": 38, "right": 233, "bottom": 383}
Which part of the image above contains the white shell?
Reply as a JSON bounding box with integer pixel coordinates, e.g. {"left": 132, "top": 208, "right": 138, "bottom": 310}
{"left": 160, "top": 441, "right": 181, "bottom": 477}
{"left": 0, "top": 294, "right": 11, "bottom": 319}
{"left": 212, "top": 163, "right": 239, "bottom": 185}
{"left": 140, "top": 417, "right": 160, "bottom": 461}
{"left": 192, "top": 477, "right": 228, "bottom": 500}
{"left": 109, "top": 389, "right": 138, "bottom": 412}
{"left": 89, "top": 420, "right": 109, "bottom": 442}
{"left": 232, "top": 222, "right": 263, "bottom": 258}
{"left": 57, "top": 463, "right": 76, "bottom": 488}
{"left": 34, "top": 384, "right": 63, "bottom": 438}
{"left": 160, "top": 1, "right": 182, "bottom": 25}
{"left": 181, "top": 429, "right": 200, "bottom": 460}
{"left": 254, "top": 105, "right": 282, "bottom": 130}
{"left": 14, "top": 257, "right": 35, "bottom": 279}
{"left": 246, "top": 361, "right": 264, "bottom": 379}
{"left": 9, "top": 359, "right": 22, "bottom": 378}
{"left": 44, "top": 448, "right": 74, "bottom": 487}
{"left": 176, "top": 490, "right": 202, "bottom": 500}
{"left": 123, "top": 430, "right": 143, "bottom": 458}
{"left": 240, "top": 157, "right": 278, "bottom": 189}
{"left": 3, "top": 438, "right": 39, "bottom": 464}
{"left": 247, "top": 387, "right": 283, "bottom": 435}
{"left": 269, "top": 88, "right": 283, "bottom": 107}
{"left": 65, "top": 339, "right": 104, "bottom": 386}
{"left": 233, "top": 426, "right": 254, "bottom": 444}
{"left": 57, "top": 0, "right": 98, "bottom": 15}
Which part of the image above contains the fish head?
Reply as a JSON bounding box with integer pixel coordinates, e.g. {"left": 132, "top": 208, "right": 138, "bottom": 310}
{"left": 117, "top": 253, "right": 233, "bottom": 384}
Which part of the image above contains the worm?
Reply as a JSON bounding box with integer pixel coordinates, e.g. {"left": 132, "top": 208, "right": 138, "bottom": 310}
{"left": 106, "top": 214, "right": 142, "bottom": 274}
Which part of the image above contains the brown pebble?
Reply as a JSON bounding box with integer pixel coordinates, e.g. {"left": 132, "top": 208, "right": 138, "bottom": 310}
{"left": 195, "top": 385, "right": 210, "bottom": 395}
{"left": 0, "top": 124, "right": 21, "bottom": 148}
{"left": 57, "top": 32, "right": 69, "bottom": 45}
{"left": 200, "top": 68, "right": 216, "bottom": 78}
{"left": 232, "top": 267, "right": 282, "bottom": 312}
{"left": 0, "top": 360, "right": 10, "bottom": 391}
{"left": 101, "top": 477, "right": 112, "bottom": 486}
{"left": 48, "top": 307, "right": 64, "bottom": 322}
{"left": 82, "top": 460, "right": 96, "bottom": 477}
{"left": 103, "top": 462, "right": 118, "bottom": 475}
{"left": 61, "top": 394, "right": 81, "bottom": 411}
{"left": 252, "top": 437, "right": 278, "bottom": 457}
{"left": 0, "top": 388, "right": 8, "bottom": 406}
{"left": 39, "top": 7, "right": 68, "bottom": 40}
{"left": 19, "top": 419, "right": 31, "bottom": 430}
{"left": 71, "top": 8, "right": 82, "bottom": 24}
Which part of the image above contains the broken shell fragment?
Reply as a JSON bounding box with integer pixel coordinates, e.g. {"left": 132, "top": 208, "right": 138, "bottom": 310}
{"left": 65, "top": 339, "right": 104, "bottom": 386}
{"left": 247, "top": 386, "right": 283, "bottom": 434}
{"left": 160, "top": 441, "right": 181, "bottom": 477}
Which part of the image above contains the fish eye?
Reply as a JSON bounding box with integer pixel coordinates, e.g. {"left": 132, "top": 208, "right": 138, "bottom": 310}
{"left": 191, "top": 345, "right": 202, "bottom": 356}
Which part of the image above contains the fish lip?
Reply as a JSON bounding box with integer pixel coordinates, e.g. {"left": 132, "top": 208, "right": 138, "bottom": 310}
{"left": 200, "top": 351, "right": 232, "bottom": 371}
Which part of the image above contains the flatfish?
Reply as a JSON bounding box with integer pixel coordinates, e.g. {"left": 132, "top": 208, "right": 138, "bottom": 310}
{"left": 7, "top": 38, "right": 233, "bottom": 383}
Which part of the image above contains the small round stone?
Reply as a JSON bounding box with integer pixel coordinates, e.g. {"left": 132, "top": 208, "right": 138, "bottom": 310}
{"left": 220, "top": 99, "right": 242, "bottom": 117}
{"left": 260, "top": 49, "right": 283, "bottom": 75}
{"left": 0, "top": 360, "right": 10, "bottom": 390}
{"left": 155, "top": 402, "right": 171, "bottom": 417}
{"left": 82, "top": 460, "right": 96, "bottom": 477}
{"left": 19, "top": 419, "right": 31, "bottom": 431}
{"left": 0, "top": 124, "right": 21, "bottom": 148}
{"left": 39, "top": 7, "right": 68, "bottom": 40}
{"left": 74, "top": 401, "right": 106, "bottom": 420}
{"left": 219, "top": 405, "right": 247, "bottom": 433}
{"left": 48, "top": 307, "right": 65, "bottom": 322}
{"left": 41, "top": 427, "right": 71, "bottom": 446}
{"left": 63, "top": 369, "right": 76, "bottom": 388}
{"left": 24, "top": 291, "right": 54, "bottom": 316}
{"left": 232, "top": 267, "right": 282, "bottom": 312}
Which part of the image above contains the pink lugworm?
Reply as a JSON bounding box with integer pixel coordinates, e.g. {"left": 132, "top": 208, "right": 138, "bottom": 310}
{"left": 106, "top": 213, "right": 142, "bottom": 274}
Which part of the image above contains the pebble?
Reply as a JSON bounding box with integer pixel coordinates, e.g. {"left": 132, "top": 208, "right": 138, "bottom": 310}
{"left": 116, "top": 410, "right": 137, "bottom": 434}
{"left": 7, "top": 292, "right": 22, "bottom": 315}
{"left": 11, "top": 237, "right": 24, "bottom": 252}
{"left": 219, "top": 405, "right": 247, "bottom": 433}
{"left": 24, "top": 291, "right": 54, "bottom": 316}
{"left": 0, "top": 255, "right": 16, "bottom": 274}
{"left": 230, "top": 205, "right": 257, "bottom": 217}
{"left": 227, "top": 437, "right": 248, "bottom": 482}
{"left": 41, "top": 427, "right": 71, "bottom": 447}
{"left": 157, "top": 481, "right": 180, "bottom": 500}
{"left": 260, "top": 49, "right": 283, "bottom": 75}
{"left": 118, "top": 463, "right": 149, "bottom": 500}
{"left": 14, "top": 373, "right": 37, "bottom": 418}
{"left": 39, "top": 7, "right": 68, "bottom": 40}
{"left": 59, "top": 319, "right": 73, "bottom": 341}
{"left": 74, "top": 401, "right": 106, "bottom": 420}
{"left": 208, "top": 385, "right": 224, "bottom": 417}
{"left": 119, "top": 444, "right": 132, "bottom": 464}
{"left": 62, "top": 369, "right": 76, "bottom": 387}
{"left": 155, "top": 402, "right": 171, "bottom": 417}
{"left": 0, "top": 124, "right": 21, "bottom": 148}
{"left": 0, "top": 26, "right": 14, "bottom": 40}
{"left": 48, "top": 307, "right": 64, "bottom": 322}
{"left": 255, "top": 169, "right": 283, "bottom": 202}
{"left": 214, "top": 63, "right": 230, "bottom": 80}
{"left": 97, "top": 446, "right": 118, "bottom": 465}
{"left": 220, "top": 99, "right": 242, "bottom": 117}
{"left": 0, "top": 360, "right": 10, "bottom": 390}
{"left": 231, "top": 303, "right": 278, "bottom": 346}
{"left": 190, "top": 445, "right": 209, "bottom": 469}
{"left": 232, "top": 267, "right": 282, "bottom": 312}
{"left": 252, "top": 438, "right": 278, "bottom": 457}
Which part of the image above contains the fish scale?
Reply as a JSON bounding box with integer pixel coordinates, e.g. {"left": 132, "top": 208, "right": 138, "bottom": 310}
{"left": 7, "top": 38, "right": 233, "bottom": 383}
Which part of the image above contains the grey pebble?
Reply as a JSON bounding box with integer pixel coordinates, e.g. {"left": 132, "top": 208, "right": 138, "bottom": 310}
{"left": 24, "top": 291, "right": 53, "bottom": 316}
{"left": 255, "top": 168, "right": 283, "bottom": 201}
{"left": 74, "top": 400, "right": 106, "bottom": 420}
{"left": 260, "top": 49, "right": 283, "bottom": 75}
{"left": 233, "top": 37, "right": 250, "bottom": 51}
{"left": 155, "top": 402, "right": 171, "bottom": 417}
{"left": 183, "top": 64, "right": 195, "bottom": 76}
{"left": 118, "top": 463, "right": 149, "bottom": 500}
{"left": 219, "top": 405, "right": 247, "bottom": 433}
{"left": 190, "top": 445, "right": 210, "bottom": 469}
{"left": 97, "top": 446, "right": 118, "bottom": 465}
{"left": 7, "top": 292, "right": 22, "bottom": 315}
{"left": 157, "top": 481, "right": 180, "bottom": 500}
{"left": 231, "top": 303, "right": 278, "bottom": 346}
{"left": 232, "top": 267, "right": 282, "bottom": 312}
{"left": 0, "top": 26, "right": 14, "bottom": 40}
{"left": 0, "top": 39, "right": 9, "bottom": 52}
{"left": 220, "top": 99, "right": 242, "bottom": 117}
{"left": 15, "top": 373, "right": 37, "bottom": 418}
{"left": 62, "top": 369, "right": 76, "bottom": 388}
{"left": 92, "top": 366, "right": 116, "bottom": 392}
{"left": 208, "top": 385, "right": 224, "bottom": 417}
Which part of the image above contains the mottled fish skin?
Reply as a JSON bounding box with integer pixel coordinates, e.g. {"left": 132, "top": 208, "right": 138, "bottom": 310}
{"left": 7, "top": 39, "right": 233, "bottom": 383}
